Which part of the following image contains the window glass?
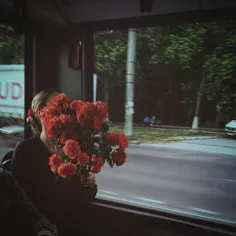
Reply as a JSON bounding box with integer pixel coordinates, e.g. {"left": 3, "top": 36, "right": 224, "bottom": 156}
{"left": 94, "top": 20, "right": 236, "bottom": 225}
{"left": 0, "top": 34, "right": 24, "bottom": 161}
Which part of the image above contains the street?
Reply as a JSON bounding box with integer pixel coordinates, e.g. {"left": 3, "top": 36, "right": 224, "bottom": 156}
{"left": 1, "top": 137, "right": 236, "bottom": 226}
{"left": 96, "top": 138, "right": 236, "bottom": 225}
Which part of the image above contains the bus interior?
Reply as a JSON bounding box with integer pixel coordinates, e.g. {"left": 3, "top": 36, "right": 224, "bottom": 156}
{"left": 1, "top": 0, "right": 236, "bottom": 235}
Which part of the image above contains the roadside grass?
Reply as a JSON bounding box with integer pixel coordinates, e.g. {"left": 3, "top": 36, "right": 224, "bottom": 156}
{"left": 110, "top": 125, "right": 219, "bottom": 143}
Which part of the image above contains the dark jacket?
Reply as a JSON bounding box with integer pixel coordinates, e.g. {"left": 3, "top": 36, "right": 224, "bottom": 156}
{"left": 12, "top": 137, "right": 97, "bottom": 231}
{"left": 0, "top": 167, "right": 58, "bottom": 236}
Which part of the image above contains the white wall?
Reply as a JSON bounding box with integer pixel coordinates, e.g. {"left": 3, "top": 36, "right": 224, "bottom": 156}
{"left": 57, "top": 46, "right": 83, "bottom": 101}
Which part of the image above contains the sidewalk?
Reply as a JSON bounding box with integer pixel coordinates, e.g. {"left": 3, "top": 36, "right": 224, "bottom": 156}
{"left": 113, "top": 122, "right": 224, "bottom": 135}
{"left": 129, "top": 135, "right": 226, "bottom": 144}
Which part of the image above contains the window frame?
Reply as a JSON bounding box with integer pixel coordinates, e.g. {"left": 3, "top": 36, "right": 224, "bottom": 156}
{"left": 91, "top": 198, "right": 236, "bottom": 236}
{"left": 86, "top": 11, "right": 236, "bottom": 235}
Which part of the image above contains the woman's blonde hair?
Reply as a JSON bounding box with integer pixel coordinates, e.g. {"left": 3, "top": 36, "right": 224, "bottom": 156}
{"left": 28, "top": 88, "right": 58, "bottom": 137}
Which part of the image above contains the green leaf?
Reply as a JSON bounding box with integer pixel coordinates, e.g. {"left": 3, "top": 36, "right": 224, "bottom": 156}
{"left": 76, "top": 166, "right": 82, "bottom": 176}
{"left": 106, "top": 157, "right": 114, "bottom": 168}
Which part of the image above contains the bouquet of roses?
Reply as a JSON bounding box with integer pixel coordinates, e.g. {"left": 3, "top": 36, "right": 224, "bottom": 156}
{"left": 39, "top": 93, "right": 128, "bottom": 179}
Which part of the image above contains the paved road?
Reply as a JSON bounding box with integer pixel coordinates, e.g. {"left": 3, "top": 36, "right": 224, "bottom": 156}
{"left": 96, "top": 138, "right": 236, "bottom": 225}
{"left": 1, "top": 138, "right": 236, "bottom": 226}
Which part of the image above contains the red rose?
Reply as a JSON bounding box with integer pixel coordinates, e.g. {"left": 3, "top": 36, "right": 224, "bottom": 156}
{"left": 103, "top": 132, "right": 119, "bottom": 146}
{"left": 40, "top": 107, "right": 63, "bottom": 139}
{"left": 84, "top": 102, "right": 97, "bottom": 115}
{"left": 75, "top": 101, "right": 108, "bottom": 131}
{"left": 111, "top": 148, "right": 127, "bottom": 166}
{"left": 59, "top": 114, "right": 76, "bottom": 125}
{"left": 27, "top": 109, "right": 33, "bottom": 117}
{"left": 60, "top": 129, "right": 79, "bottom": 145}
{"left": 40, "top": 107, "right": 54, "bottom": 123}
{"left": 44, "top": 116, "right": 63, "bottom": 139}
{"left": 49, "top": 155, "right": 63, "bottom": 174}
{"left": 76, "top": 103, "right": 100, "bottom": 127}
{"left": 118, "top": 134, "right": 128, "bottom": 150}
{"left": 92, "top": 117, "right": 103, "bottom": 131}
{"left": 50, "top": 93, "right": 69, "bottom": 112}
{"left": 77, "top": 152, "right": 90, "bottom": 166}
{"left": 95, "top": 101, "right": 108, "bottom": 119}
{"left": 91, "top": 155, "right": 104, "bottom": 174}
{"left": 57, "top": 163, "right": 77, "bottom": 178}
{"left": 75, "top": 106, "right": 85, "bottom": 122}
{"left": 63, "top": 139, "right": 81, "bottom": 159}
{"left": 70, "top": 100, "right": 84, "bottom": 111}
{"left": 87, "top": 102, "right": 108, "bottom": 130}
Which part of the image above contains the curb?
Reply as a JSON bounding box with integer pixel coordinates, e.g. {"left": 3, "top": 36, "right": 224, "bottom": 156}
{"left": 162, "top": 135, "right": 226, "bottom": 141}
{"left": 129, "top": 140, "right": 141, "bottom": 144}
{"left": 113, "top": 122, "right": 224, "bottom": 134}
{"left": 128, "top": 135, "right": 226, "bottom": 145}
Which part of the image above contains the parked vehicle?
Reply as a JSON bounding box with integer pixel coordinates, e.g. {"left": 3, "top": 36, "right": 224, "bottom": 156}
{"left": 225, "top": 120, "right": 236, "bottom": 137}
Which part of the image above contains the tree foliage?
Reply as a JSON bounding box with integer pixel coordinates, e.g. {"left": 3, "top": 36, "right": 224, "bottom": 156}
{"left": 94, "top": 20, "right": 236, "bottom": 117}
{"left": 1, "top": 22, "right": 235, "bottom": 118}
{"left": 0, "top": 35, "right": 24, "bottom": 64}
{"left": 165, "top": 20, "right": 236, "bottom": 116}
{"left": 206, "top": 29, "right": 236, "bottom": 116}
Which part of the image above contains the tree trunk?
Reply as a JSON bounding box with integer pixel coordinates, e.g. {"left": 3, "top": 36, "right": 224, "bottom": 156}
{"left": 104, "top": 77, "right": 109, "bottom": 107}
{"left": 104, "top": 77, "right": 109, "bottom": 119}
{"left": 192, "top": 66, "right": 206, "bottom": 129}
{"left": 188, "top": 107, "right": 194, "bottom": 127}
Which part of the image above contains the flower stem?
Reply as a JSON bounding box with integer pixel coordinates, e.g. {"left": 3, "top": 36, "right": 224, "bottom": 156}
{"left": 88, "top": 155, "right": 92, "bottom": 172}
{"left": 87, "top": 138, "right": 93, "bottom": 172}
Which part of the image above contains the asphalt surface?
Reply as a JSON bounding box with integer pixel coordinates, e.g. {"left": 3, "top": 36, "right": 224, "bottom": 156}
{"left": 96, "top": 138, "right": 236, "bottom": 225}
{"left": 1, "top": 137, "right": 236, "bottom": 226}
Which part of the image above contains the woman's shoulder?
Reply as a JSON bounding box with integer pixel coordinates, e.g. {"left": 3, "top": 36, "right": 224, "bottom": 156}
{"left": 15, "top": 137, "right": 41, "bottom": 150}
{"left": 13, "top": 137, "right": 42, "bottom": 160}
{"left": 12, "top": 138, "right": 43, "bottom": 173}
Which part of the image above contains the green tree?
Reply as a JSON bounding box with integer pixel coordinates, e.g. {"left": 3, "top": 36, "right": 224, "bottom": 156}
{"left": 0, "top": 35, "right": 24, "bottom": 64}
{"left": 95, "top": 21, "right": 236, "bottom": 124}
{"left": 206, "top": 31, "right": 236, "bottom": 119}
{"left": 95, "top": 33, "right": 127, "bottom": 108}
{"left": 164, "top": 20, "right": 236, "bottom": 124}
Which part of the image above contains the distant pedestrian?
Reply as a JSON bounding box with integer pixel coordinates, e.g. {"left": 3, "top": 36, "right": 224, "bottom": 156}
{"left": 143, "top": 116, "right": 151, "bottom": 126}
{"left": 150, "top": 116, "right": 156, "bottom": 127}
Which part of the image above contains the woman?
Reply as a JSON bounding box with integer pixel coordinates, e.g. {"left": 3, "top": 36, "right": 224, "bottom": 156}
{"left": 12, "top": 89, "right": 97, "bottom": 233}
{"left": 0, "top": 167, "right": 58, "bottom": 236}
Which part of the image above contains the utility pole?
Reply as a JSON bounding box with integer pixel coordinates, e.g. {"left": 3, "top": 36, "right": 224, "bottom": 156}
{"left": 125, "top": 28, "right": 136, "bottom": 136}
{"left": 93, "top": 73, "right": 97, "bottom": 102}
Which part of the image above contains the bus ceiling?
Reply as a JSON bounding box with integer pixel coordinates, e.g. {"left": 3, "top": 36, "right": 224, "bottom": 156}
{"left": 1, "top": 0, "right": 236, "bottom": 33}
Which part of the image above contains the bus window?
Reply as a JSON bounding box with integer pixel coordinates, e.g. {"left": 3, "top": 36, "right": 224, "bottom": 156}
{"left": 94, "top": 19, "right": 236, "bottom": 226}
{"left": 0, "top": 34, "right": 24, "bottom": 164}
